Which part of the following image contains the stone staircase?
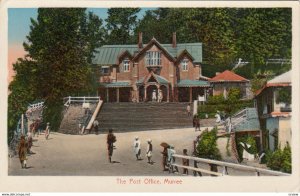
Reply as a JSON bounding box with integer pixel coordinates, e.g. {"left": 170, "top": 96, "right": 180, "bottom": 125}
{"left": 59, "top": 103, "right": 96, "bottom": 134}
{"left": 96, "top": 102, "right": 194, "bottom": 132}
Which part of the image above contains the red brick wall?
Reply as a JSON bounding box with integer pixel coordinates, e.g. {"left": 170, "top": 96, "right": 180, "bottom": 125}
{"left": 178, "top": 57, "right": 199, "bottom": 80}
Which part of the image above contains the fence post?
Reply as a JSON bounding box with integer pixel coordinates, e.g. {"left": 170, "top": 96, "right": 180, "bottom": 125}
{"left": 69, "top": 96, "right": 71, "bottom": 104}
{"left": 222, "top": 166, "right": 228, "bottom": 175}
{"left": 84, "top": 96, "right": 86, "bottom": 103}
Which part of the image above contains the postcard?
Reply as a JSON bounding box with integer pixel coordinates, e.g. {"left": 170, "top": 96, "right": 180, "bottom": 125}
{"left": 1, "top": 0, "right": 299, "bottom": 193}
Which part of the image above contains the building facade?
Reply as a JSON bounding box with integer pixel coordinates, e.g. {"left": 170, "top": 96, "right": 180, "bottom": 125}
{"left": 209, "top": 70, "right": 251, "bottom": 99}
{"left": 255, "top": 71, "right": 291, "bottom": 151}
{"left": 92, "top": 33, "right": 210, "bottom": 103}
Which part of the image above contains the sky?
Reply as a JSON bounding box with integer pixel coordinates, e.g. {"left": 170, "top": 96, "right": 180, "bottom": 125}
{"left": 7, "top": 8, "right": 155, "bottom": 82}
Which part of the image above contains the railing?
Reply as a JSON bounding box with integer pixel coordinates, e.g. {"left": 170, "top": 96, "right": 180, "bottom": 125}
{"left": 86, "top": 100, "right": 103, "bottom": 130}
{"left": 171, "top": 154, "right": 290, "bottom": 176}
{"left": 63, "top": 96, "right": 100, "bottom": 106}
{"left": 27, "top": 101, "right": 44, "bottom": 111}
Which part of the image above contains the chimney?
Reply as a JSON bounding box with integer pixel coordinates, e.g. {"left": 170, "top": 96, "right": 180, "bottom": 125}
{"left": 216, "top": 72, "right": 220, "bottom": 76}
{"left": 138, "top": 32, "right": 143, "bottom": 49}
{"left": 172, "top": 32, "right": 177, "bottom": 48}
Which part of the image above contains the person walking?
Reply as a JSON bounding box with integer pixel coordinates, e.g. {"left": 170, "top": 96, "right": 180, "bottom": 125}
{"left": 146, "top": 139, "right": 153, "bottom": 164}
{"left": 167, "top": 145, "right": 179, "bottom": 173}
{"left": 93, "top": 119, "right": 99, "bottom": 135}
{"left": 45, "top": 122, "right": 50, "bottom": 140}
{"left": 27, "top": 131, "right": 33, "bottom": 154}
{"left": 193, "top": 115, "right": 200, "bottom": 131}
{"left": 18, "top": 135, "right": 27, "bottom": 169}
{"left": 152, "top": 90, "right": 157, "bottom": 102}
{"left": 187, "top": 103, "right": 191, "bottom": 116}
{"left": 133, "top": 136, "right": 141, "bottom": 160}
{"left": 107, "top": 129, "right": 117, "bottom": 163}
{"left": 182, "top": 149, "right": 189, "bottom": 175}
{"left": 161, "top": 146, "right": 168, "bottom": 171}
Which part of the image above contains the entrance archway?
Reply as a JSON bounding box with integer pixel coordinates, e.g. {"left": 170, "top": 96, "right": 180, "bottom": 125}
{"left": 138, "top": 86, "right": 145, "bottom": 102}
{"left": 146, "top": 85, "right": 158, "bottom": 102}
{"left": 160, "top": 85, "right": 168, "bottom": 102}
{"left": 178, "top": 87, "right": 189, "bottom": 102}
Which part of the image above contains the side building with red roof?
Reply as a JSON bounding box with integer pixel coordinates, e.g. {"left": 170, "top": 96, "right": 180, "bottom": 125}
{"left": 209, "top": 70, "right": 251, "bottom": 99}
{"left": 254, "top": 70, "right": 291, "bottom": 151}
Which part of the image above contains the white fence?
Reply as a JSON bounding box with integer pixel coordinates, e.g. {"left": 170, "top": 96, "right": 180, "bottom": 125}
{"left": 172, "top": 154, "right": 290, "bottom": 176}
{"left": 63, "top": 96, "right": 100, "bottom": 106}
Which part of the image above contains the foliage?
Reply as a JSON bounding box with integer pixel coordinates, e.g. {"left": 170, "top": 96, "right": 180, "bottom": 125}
{"left": 265, "top": 144, "right": 291, "bottom": 173}
{"left": 8, "top": 8, "right": 105, "bottom": 139}
{"left": 198, "top": 95, "right": 253, "bottom": 119}
{"left": 227, "top": 88, "right": 241, "bottom": 102}
{"left": 105, "top": 8, "right": 141, "bottom": 44}
{"left": 196, "top": 127, "right": 222, "bottom": 160}
{"left": 277, "top": 87, "right": 291, "bottom": 105}
{"left": 236, "top": 135, "right": 258, "bottom": 162}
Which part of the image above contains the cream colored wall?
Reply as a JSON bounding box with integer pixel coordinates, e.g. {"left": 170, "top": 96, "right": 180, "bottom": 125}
{"left": 278, "top": 116, "right": 291, "bottom": 149}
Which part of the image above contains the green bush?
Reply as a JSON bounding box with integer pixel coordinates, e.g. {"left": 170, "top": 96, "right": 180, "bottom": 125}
{"left": 236, "top": 135, "right": 258, "bottom": 162}
{"left": 266, "top": 144, "right": 291, "bottom": 173}
{"left": 198, "top": 99, "right": 253, "bottom": 119}
{"left": 196, "top": 127, "right": 222, "bottom": 160}
{"left": 42, "top": 101, "right": 64, "bottom": 131}
{"left": 228, "top": 88, "right": 241, "bottom": 102}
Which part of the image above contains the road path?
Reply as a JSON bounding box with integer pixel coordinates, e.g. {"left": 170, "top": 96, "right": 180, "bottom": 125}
{"left": 9, "top": 128, "right": 205, "bottom": 176}
{"left": 8, "top": 127, "right": 268, "bottom": 176}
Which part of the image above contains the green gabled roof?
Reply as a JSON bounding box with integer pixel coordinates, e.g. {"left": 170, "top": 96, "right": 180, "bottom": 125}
{"left": 136, "top": 73, "right": 169, "bottom": 85}
{"left": 155, "top": 74, "right": 169, "bottom": 85}
{"left": 99, "top": 81, "right": 131, "bottom": 88}
{"left": 92, "top": 42, "right": 202, "bottom": 65}
{"left": 176, "top": 80, "right": 210, "bottom": 87}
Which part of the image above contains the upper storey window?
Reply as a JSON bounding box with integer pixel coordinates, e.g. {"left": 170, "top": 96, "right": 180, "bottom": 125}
{"left": 123, "top": 60, "right": 130, "bottom": 72}
{"left": 181, "top": 58, "right": 189, "bottom": 71}
{"left": 146, "top": 51, "right": 161, "bottom": 66}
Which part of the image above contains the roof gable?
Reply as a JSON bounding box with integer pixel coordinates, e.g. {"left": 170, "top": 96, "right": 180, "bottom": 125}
{"left": 132, "top": 38, "right": 175, "bottom": 62}
{"left": 209, "top": 70, "right": 249, "bottom": 82}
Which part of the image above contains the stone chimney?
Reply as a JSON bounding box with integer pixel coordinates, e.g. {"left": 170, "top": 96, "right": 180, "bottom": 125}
{"left": 138, "top": 32, "right": 143, "bottom": 49}
{"left": 172, "top": 32, "right": 177, "bottom": 48}
{"left": 216, "top": 72, "right": 221, "bottom": 76}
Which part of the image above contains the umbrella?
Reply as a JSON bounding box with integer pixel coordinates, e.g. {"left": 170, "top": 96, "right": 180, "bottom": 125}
{"left": 160, "top": 142, "right": 170, "bottom": 148}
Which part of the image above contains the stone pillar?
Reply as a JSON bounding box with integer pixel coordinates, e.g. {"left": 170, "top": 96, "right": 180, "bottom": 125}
{"left": 116, "top": 88, "right": 120, "bottom": 103}
{"left": 167, "top": 86, "right": 170, "bottom": 102}
{"left": 189, "top": 87, "right": 193, "bottom": 103}
{"left": 136, "top": 87, "right": 140, "bottom": 103}
{"left": 106, "top": 88, "right": 109, "bottom": 102}
{"left": 144, "top": 86, "right": 147, "bottom": 101}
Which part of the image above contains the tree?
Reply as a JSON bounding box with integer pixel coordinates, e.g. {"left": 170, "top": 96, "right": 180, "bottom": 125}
{"left": 234, "top": 8, "right": 291, "bottom": 78}
{"left": 105, "top": 8, "right": 141, "bottom": 44}
{"left": 9, "top": 8, "right": 105, "bottom": 133}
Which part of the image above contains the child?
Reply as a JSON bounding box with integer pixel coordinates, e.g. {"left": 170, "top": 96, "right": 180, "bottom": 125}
{"left": 182, "top": 149, "right": 189, "bottom": 175}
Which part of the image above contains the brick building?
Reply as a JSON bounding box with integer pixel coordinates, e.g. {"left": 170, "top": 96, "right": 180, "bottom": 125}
{"left": 93, "top": 33, "right": 210, "bottom": 102}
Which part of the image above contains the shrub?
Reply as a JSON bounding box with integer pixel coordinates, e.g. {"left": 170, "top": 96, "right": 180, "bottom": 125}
{"left": 196, "top": 127, "right": 222, "bottom": 160}
{"left": 228, "top": 88, "right": 241, "bottom": 101}
{"left": 198, "top": 99, "right": 253, "bottom": 119}
{"left": 266, "top": 144, "right": 291, "bottom": 173}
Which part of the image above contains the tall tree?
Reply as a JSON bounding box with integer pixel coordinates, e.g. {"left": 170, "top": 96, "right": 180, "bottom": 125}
{"left": 105, "top": 8, "right": 141, "bottom": 44}
{"left": 9, "top": 8, "right": 105, "bottom": 133}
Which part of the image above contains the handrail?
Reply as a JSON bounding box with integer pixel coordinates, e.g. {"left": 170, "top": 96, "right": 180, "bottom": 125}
{"left": 86, "top": 100, "right": 103, "bottom": 130}
{"left": 63, "top": 96, "right": 100, "bottom": 105}
{"left": 172, "top": 154, "right": 290, "bottom": 176}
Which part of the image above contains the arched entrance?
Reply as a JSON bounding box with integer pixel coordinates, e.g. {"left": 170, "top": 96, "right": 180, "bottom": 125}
{"left": 160, "top": 85, "right": 168, "bottom": 102}
{"left": 146, "top": 85, "right": 158, "bottom": 102}
{"left": 138, "top": 86, "right": 145, "bottom": 102}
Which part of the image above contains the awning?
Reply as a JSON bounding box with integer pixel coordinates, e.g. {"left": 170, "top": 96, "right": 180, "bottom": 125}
{"left": 176, "top": 80, "right": 210, "bottom": 87}
{"left": 99, "top": 82, "right": 131, "bottom": 88}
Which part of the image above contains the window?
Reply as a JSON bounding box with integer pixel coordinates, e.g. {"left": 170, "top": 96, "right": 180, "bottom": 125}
{"left": 123, "top": 60, "right": 130, "bottom": 72}
{"left": 146, "top": 51, "right": 161, "bottom": 66}
{"left": 181, "top": 59, "right": 188, "bottom": 71}
{"left": 100, "top": 66, "right": 110, "bottom": 75}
